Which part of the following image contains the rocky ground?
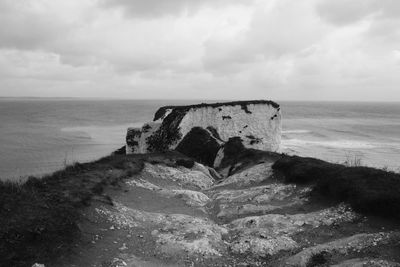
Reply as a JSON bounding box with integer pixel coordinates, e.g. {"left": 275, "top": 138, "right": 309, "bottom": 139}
{"left": 50, "top": 153, "right": 400, "bottom": 267}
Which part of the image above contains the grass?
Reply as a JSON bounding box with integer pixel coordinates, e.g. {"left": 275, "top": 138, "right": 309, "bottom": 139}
{"left": 272, "top": 155, "right": 400, "bottom": 220}
{"left": 343, "top": 154, "right": 363, "bottom": 167}
{"left": 0, "top": 149, "right": 144, "bottom": 267}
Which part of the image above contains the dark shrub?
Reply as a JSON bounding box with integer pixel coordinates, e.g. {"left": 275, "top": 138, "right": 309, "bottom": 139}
{"left": 175, "top": 159, "right": 195, "bottom": 169}
{"left": 272, "top": 156, "right": 344, "bottom": 184}
{"left": 272, "top": 155, "right": 400, "bottom": 220}
{"left": 307, "top": 251, "right": 330, "bottom": 267}
{"left": 146, "top": 109, "right": 185, "bottom": 152}
{"left": 175, "top": 127, "right": 221, "bottom": 167}
{"left": 218, "top": 137, "right": 279, "bottom": 173}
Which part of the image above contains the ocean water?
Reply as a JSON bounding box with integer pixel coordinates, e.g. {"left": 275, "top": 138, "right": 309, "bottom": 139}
{"left": 280, "top": 101, "right": 400, "bottom": 170}
{"left": 0, "top": 99, "right": 399, "bottom": 181}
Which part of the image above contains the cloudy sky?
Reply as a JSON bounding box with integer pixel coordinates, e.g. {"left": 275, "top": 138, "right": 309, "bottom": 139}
{"left": 0, "top": 0, "right": 399, "bottom": 101}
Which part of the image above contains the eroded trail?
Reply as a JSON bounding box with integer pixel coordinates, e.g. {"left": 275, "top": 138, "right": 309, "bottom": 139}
{"left": 54, "top": 155, "right": 400, "bottom": 267}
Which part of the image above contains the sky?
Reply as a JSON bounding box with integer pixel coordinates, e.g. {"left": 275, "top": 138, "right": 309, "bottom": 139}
{"left": 0, "top": 0, "right": 399, "bottom": 101}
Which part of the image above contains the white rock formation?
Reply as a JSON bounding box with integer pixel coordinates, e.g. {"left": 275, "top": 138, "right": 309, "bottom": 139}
{"left": 126, "top": 100, "right": 281, "bottom": 160}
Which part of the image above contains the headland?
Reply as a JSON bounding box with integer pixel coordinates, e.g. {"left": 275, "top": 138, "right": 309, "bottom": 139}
{"left": 1, "top": 100, "right": 400, "bottom": 267}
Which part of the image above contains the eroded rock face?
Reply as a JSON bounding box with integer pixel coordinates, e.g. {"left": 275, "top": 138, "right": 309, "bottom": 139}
{"left": 126, "top": 100, "right": 281, "bottom": 164}
{"left": 212, "top": 184, "right": 310, "bottom": 220}
{"left": 331, "top": 258, "right": 400, "bottom": 267}
{"left": 228, "top": 204, "right": 360, "bottom": 257}
{"left": 141, "top": 162, "right": 214, "bottom": 190}
{"left": 213, "top": 184, "right": 300, "bottom": 203}
{"left": 282, "top": 232, "right": 400, "bottom": 267}
{"left": 97, "top": 203, "right": 228, "bottom": 257}
{"left": 86, "top": 156, "right": 400, "bottom": 267}
{"left": 230, "top": 204, "right": 358, "bottom": 232}
{"left": 127, "top": 179, "right": 211, "bottom": 207}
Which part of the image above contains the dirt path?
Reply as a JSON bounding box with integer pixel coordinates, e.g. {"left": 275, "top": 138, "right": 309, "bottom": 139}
{"left": 52, "top": 156, "right": 400, "bottom": 267}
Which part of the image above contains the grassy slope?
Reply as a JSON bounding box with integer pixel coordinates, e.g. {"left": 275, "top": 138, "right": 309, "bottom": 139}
{"left": 272, "top": 155, "right": 400, "bottom": 220}
{"left": 0, "top": 149, "right": 144, "bottom": 267}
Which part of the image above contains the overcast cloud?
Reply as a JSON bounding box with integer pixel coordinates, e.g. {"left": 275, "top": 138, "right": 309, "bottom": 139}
{"left": 0, "top": 0, "right": 399, "bottom": 101}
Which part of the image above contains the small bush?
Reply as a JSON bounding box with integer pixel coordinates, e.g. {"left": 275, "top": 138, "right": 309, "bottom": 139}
{"left": 343, "top": 154, "right": 363, "bottom": 167}
{"left": 307, "top": 251, "right": 330, "bottom": 267}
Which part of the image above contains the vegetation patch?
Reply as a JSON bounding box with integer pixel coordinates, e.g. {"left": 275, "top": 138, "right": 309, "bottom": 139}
{"left": 272, "top": 155, "right": 400, "bottom": 220}
{"left": 146, "top": 109, "right": 186, "bottom": 152}
{"left": 175, "top": 159, "right": 195, "bottom": 169}
{"left": 218, "top": 137, "right": 279, "bottom": 175}
{"left": 126, "top": 128, "right": 141, "bottom": 148}
{"left": 0, "top": 153, "right": 144, "bottom": 267}
{"left": 142, "top": 124, "right": 152, "bottom": 133}
{"left": 240, "top": 104, "right": 252, "bottom": 114}
{"left": 175, "top": 127, "right": 221, "bottom": 167}
{"left": 307, "top": 251, "right": 330, "bottom": 267}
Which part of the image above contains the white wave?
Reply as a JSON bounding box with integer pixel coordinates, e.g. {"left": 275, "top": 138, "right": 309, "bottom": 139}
{"left": 282, "top": 130, "right": 312, "bottom": 134}
{"left": 282, "top": 138, "right": 377, "bottom": 149}
{"left": 61, "top": 122, "right": 144, "bottom": 145}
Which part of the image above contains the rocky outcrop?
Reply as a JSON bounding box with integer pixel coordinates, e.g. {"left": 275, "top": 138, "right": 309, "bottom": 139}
{"left": 89, "top": 156, "right": 400, "bottom": 267}
{"left": 282, "top": 232, "right": 400, "bottom": 267}
{"left": 126, "top": 100, "right": 281, "bottom": 167}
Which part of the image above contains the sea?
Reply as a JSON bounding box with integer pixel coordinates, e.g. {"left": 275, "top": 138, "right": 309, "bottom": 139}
{"left": 1, "top": 98, "right": 399, "bottom": 181}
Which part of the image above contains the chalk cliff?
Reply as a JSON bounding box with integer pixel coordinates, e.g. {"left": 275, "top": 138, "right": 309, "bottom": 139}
{"left": 126, "top": 100, "right": 281, "bottom": 167}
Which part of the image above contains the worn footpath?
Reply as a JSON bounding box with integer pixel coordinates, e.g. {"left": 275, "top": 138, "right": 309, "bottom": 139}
{"left": 53, "top": 154, "right": 400, "bottom": 267}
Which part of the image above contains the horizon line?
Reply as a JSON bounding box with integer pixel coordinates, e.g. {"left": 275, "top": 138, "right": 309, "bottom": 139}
{"left": 1, "top": 96, "right": 400, "bottom": 103}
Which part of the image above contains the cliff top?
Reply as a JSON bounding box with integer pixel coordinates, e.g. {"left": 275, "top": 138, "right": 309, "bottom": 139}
{"left": 153, "top": 100, "right": 280, "bottom": 121}
{"left": 2, "top": 146, "right": 400, "bottom": 266}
